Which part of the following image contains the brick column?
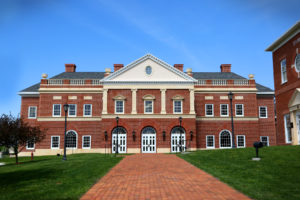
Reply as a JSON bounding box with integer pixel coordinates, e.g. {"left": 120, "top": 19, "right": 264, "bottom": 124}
{"left": 131, "top": 89, "right": 137, "bottom": 114}
{"left": 161, "top": 89, "right": 166, "bottom": 114}
{"left": 102, "top": 89, "right": 108, "bottom": 114}
{"left": 189, "top": 89, "right": 195, "bottom": 114}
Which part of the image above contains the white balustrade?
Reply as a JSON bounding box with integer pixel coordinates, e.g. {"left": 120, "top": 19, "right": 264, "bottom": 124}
{"left": 48, "top": 79, "right": 63, "bottom": 85}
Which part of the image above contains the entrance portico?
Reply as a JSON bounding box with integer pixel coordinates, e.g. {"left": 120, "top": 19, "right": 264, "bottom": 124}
{"left": 288, "top": 88, "right": 300, "bottom": 145}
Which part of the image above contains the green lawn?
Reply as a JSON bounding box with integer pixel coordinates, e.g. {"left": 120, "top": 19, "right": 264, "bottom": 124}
{"left": 178, "top": 145, "right": 300, "bottom": 200}
{"left": 0, "top": 154, "right": 123, "bottom": 200}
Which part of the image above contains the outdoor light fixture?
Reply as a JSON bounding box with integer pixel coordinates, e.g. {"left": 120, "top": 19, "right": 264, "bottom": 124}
{"left": 132, "top": 131, "right": 136, "bottom": 141}
{"left": 179, "top": 116, "right": 183, "bottom": 152}
{"left": 162, "top": 131, "right": 166, "bottom": 141}
{"left": 115, "top": 116, "right": 119, "bottom": 154}
{"left": 104, "top": 131, "right": 108, "bottom": 141}
{"left": 190, "top": 131, "right": 193, "bottom": 141}
{"left": 228, "top": 91, "right": 236, "bottom": 148}
{"left": 63, "top": 103, "right": 69, "bottom": 161}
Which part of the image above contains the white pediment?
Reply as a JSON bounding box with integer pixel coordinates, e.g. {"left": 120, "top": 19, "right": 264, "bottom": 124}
{"left": 289, "top": 88, "right": 300, "bottom": 107}
{"left": 102, "top": 54, "right": 196, "bottom": 83}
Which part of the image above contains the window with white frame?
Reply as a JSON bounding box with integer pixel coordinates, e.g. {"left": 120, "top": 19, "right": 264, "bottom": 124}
{"left": 220, "top": 104, "right": 228, "bottom": 117}
{"left": 28, "top": 106, "right": 37, "bottom": 119}
{"left": 51, "top": 136, "right": 60, "bottom": 149}
{"left": 82, "top": 136, "right": 91, "bottom": 149}
{"left": 284, "top": 114, "right": 292, "bottom": 143}
{"left": 205, "top": 104, "right": 214, "bottom": 116}
{"left": 26, "top": 140, "right": 35, "bottom": 150}
{"left": 173, "top": 100, "right": 182, "bottom": 114}
{"left": 115, "top": 100, "right": 124, "bottom": 114}
{"left": 281, "top": 59, "right": 287, "bottom": 83}
{"left": 84, "top": 104, "right": 92, "bottom": 116}
{"left": 68, "top": 104, "right": 77, "bottom": 117}
{"left": 220, "top": 130, "right": 232, "bottom": 148}
{"left": 53, "top": 104, "right": 61, "bottom": 117}
{"left": 206, "top": 135, "right": 215, "bottom": 148}
{"left": 259, "top": 106, "right": 268, "bottom": 118}
{"left": 66, "top": 131, "right": 77, "bottom": 148}
{"left": 235, "top": 104, "right": 244, "bottom": 117}
{"left": 144, "top": 100, "right": 153, "bottom": 114}
{"left": 237, "top": 135, "right": 245, "bottom": 148}
{"left": 260, "top": 136, "right": 269, "bottom": 146}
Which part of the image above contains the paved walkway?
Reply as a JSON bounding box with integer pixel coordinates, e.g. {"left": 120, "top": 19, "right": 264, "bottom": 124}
{"left": 81, "top": 154, "right": 250, "bottom": 200}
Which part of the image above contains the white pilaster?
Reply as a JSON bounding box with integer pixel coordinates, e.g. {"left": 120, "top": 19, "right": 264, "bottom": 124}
{"left": 102, "top": 89, "right": 108, "bottom": 114}
{"left": 161, "top": 89, "right": 166, "bottom": 114}
{"left": 131, "top": 89, "right": 137, "bottom": 114}
{"left": 189, "top": 89, "right": 195, "bottom": 114}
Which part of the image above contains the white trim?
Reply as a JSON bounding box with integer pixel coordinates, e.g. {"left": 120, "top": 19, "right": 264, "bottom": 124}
{"left": 52, "top": 104, "right": 61, "bottom": 117}
{"left": 205, "top": 104, "right": 214, "bottom": 117}
{"left": 236, "top": 135, "right": 246, "bottom": 148}
{"left": 173, "top": 100, "right": 183, "bottom": 114}
{"left": 284, "top": 114, "right": 292, "bottom": 143}
{"left": 259, "top": 106, "right": 268, "bottom": 118}
{"left": 68, "top": 104, "right": 77, "bottom": 117}
{"left": 26, "top": 140, "right": 35, "bottom": 150}
{"left": 235, "top": 104, "right": 244, "bottom": 117}
{"left": 219, "top": 130, "right": 232, "bottom": 149}
{"left": 82, "top": 135, "right": 91, "bottom": 149}
{"left": 66, "top": 130, "right": 78, "bottom": 149}
{"left": 115, "top": 100, "right": 125, "bottom": 114}
{"left": 206, "top": 135, "right": 215, "bottom": 149}
{"left": 28, "top": 106, "right": 37, "bottom": 119}
{"left": 281, "top": 59, "right": 288, "bottom": 84}
{"left": 83, "top": 104, "right": 92, "bottom": 117}
{"left": 256, "top": 92, "right": 275, "bottom": 95}
{"left": 51, "top": 136, "right": 60, "bottom": 149}
{"left": 260, "top": 136, "right": 269, "bottom": 146}
{"left": 144, "top": 100, "right": 154, "bottom": 114}
{"left": 220, "top": 104, "right": 229, "bottom": 117}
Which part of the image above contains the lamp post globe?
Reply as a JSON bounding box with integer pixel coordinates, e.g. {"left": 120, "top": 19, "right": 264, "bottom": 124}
{"left": 63, "top": 104, "right": 69, "bottom": 161}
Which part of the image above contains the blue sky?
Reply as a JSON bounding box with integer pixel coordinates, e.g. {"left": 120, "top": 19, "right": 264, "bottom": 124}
{"left": 0, "top": 0, "right": 299, "bottom": 116}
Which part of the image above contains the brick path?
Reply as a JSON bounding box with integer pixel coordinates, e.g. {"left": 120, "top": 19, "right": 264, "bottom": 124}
{"left": 81, "top": 154, "right": 250, "bottom": 200}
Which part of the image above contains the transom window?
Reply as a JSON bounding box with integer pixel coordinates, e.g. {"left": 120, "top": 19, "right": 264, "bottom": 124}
{"left": 284, "top": 114, "right": 292, "bottom": 143}
{"left": 281, "top": 59, "right": 287, "bottom": 84}
{"left": 142, "top": 127, "right": 156, "bottom": 134}
{"left": 220, "top": 104, "right": 228, "bottom": 117}
{"left": 205, "top": 104, "right": 214, "bottom": 116}
{"left": 220, "top": 130, "right": 232, "bottom": 148}
{"left": 237, "top": 135, "right": 245, "bottom": 148}
{"left": 173, "top": 100, "right": 182, "bottom": 114}
{"left": 68, "top": 104, "right": 77, "bottom": 117}
{"left": 53, "top": 104, "right": 61, "bottom": 117}
{"left": 84, "top": 104, "right": 92, "bottom": 116}
{"left": 260, "top": 136, "right": 269, "bottom": 146}
{"left": 206, "top": 135, "right": 215, "bottom": 148}
{"left": 82, "top": 136, "right": 91, "bottom": 149}
{"left": 115, "top": 100, "right": 124, "bottom": 114}
{"left": 28, "top": 106, "right": 37, "bottom": 119}
{"left": 144, "top": 100, "right": 153, "bottom": 114}
{"left": 51, "top": 136, "right": 60, "bottom": 149}
{"left": 145, "top": 66, "right": 152, "bottom": 75}
{"left": 259, "top": 106, "right": 267, "bottom": 118}
{"left": 235, "top": 104, "right": 244, "bottom": 117}
{"left": 26, "top": 140, "right": 35, "bottom": 150}
{"left": 66, "top": 131, "right": 77, "bottom": 148}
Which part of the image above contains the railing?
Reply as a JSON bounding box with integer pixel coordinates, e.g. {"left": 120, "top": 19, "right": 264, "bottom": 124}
{"left": 48, "top": 79, "right": 63, "bottom": 85}
{"left": 195, "top": 79, "right": 251, "bottom": 86}
{"left": 70, "top": 79, "right": 85, "bottom": 85}
{"left": 92, "top": 79, "right": 102, "bottom": 85}
{"left": 212, "top": 79, "right": 227, "bottom": 85}
{"left": 234, "top": 79, "right": 249, "bottom": 85}
{"left": 197, "top": 80, "right": 206, "bottom": 85}
{"left": 46, "top": 79, "right": 103, "bottom": 85}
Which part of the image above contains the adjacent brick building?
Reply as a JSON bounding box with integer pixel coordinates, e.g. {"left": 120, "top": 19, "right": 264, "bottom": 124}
{"left": 266, "top": 21, "right": 300, "bottom": 145}
{"left": 19, "top": 54, "right": 276, "bottom": 155}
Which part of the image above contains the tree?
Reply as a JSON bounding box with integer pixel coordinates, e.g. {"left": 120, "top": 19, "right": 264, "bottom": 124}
{"left": 0, "top": 114, "right": 46, "bottom": 164}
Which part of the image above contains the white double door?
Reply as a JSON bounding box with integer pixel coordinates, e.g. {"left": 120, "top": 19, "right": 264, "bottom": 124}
{"left": 142, "top": 134, "right": 156, "bottom": 153}
{"left": 112, "top": 134, "right": 126, "bottom": 153}
{"left": 171, "top": 134, "right": 186, "bottom": 152}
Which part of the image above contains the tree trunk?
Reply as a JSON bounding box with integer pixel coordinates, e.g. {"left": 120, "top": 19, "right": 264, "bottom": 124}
{"left": 14, "top": 146, "right": 19, "bottom": 164}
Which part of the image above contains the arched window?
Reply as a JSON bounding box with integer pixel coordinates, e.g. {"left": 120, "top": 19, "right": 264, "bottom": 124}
{"left": 219, "top": 130, "right": 232, "bottom": 148}
{"left": 142, "top": 127, "right": 156, "bottom": 134}
{"left": 171, "top": 126, "right": 185, "bottom": 134}
{"left": 112, "top": 127, "right": 127, "bottom": 134}
{"left": 66, "top": 130, "right": 77, "bottom": 148}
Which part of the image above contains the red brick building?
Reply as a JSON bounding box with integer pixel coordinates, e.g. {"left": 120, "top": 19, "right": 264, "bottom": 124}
{"left": 266, "top": 21, "right": 300, "bottom": 145}
{"left": 19, "top": 54, "right": 276, "bottom": 155}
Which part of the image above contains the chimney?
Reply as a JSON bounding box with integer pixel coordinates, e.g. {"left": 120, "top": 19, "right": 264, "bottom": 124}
{"left": 104, "top": 68, "right": 111, "bottom": 77}
{"left": 114, "top": 64, "right": 124, "bottom": 72}
{"left": 186, "top": 68, "right": 193, "bottom": 76}
{"left": 174, "top": 64, "right": 184, "bottom": 71}
{"left": 220, "top": 64, "right": 231, "bottom": 72}
{"left": 65, "top": 64, "right": 76, "bottom": 72}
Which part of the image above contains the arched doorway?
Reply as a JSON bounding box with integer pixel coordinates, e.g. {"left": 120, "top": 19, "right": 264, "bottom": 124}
{"left": 219, "top": 130, "right": 232, "bottom": 148}
{"left": 141, "top": 127, "right": 156, "bottom": 153}
{"left": 171, "top": 126, "right": 186, "bottom": 152}
{"left": 111, "top": 127, "right": 127, "bottom": 153}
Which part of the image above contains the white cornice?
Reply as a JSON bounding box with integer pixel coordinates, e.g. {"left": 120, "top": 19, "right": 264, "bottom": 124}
{"left": 18, "top": 92, "right": 39, "bottom": 97}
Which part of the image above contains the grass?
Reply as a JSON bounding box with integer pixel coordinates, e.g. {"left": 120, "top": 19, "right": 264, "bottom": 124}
{"left": 0, "top": 154, "right": 123, "bottom": 200}
{"left": 178, "top": 145, "right": 300, "bottom": 200}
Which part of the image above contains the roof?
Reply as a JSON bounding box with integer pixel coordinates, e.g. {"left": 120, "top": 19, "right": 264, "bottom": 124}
{"left": 192, "top": 72, "right": 246, "bottom": 80}
{"left": 265, "top": 21, "right": 300, "bottom": 52}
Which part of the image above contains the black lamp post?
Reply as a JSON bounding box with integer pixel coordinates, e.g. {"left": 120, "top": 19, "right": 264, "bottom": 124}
{"left": 63, "top": 104, "right": 69, "bottom": 161}
{"left": 115, "top": 116, "right": 119, "bottom": 155}
{"left": 228, "top": 92, "right": 236, "bottom": 148}
{"left": 179, "top": 116, "right": 183, "bottom": 152}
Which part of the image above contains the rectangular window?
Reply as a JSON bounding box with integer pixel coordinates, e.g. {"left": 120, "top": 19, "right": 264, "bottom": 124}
{"left": 51, "top": 136, "right": 60, "bottom": 149}
{"left": 260, "top": 136, "right": 269, "bottom": 146}
{"left": 84, "top": 104, "right": 92, "bottom": 117}
{"left": 68, "top": 104, "right": 77, "bottom": 117}
{"left": 144, "top": 100, "right": 153, "bottom": 114}
{"left": 173, "top": 100, "right": 182, "bottom": 114}
{"left": 115, "top": 100, "right": 124, "bottom": 114}
{"left": 237, "top": 135, "right": 246, "bottom": 148}
{"left": 220, "top": 104, "right": 228, "bottom": 116}
{"left": 205, "top": 104, "right": 214, "bottom": 116}
{"left": 206, "top": 135, "right": 215, "bottom": 148}
{"left": 259, "top": 106, "right": 268, "bottom": 118}
{"left": 28, "top": 106, "right": 37, "bottom": 119}
{"left": 235, "top": 104, "right": 244, "bottom": 117}
{"left": 82, "top": 136, "right": 91, "bottom": 149}
{"left": 26, "top": 140, "right": 35, "bottom": 150}
{"left": 53, "top": 104, "right": 61, "bottom": 117}
{"left": 284, "top": 114, "right": 292, "bottom": 143}
{"left": 281, "top": 59, "right": 287, "bottom": 83}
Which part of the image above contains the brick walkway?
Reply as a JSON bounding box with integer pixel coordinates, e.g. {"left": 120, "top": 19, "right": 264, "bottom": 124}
{"left": 81, "top": 154, "right": 250, "bottom": 200}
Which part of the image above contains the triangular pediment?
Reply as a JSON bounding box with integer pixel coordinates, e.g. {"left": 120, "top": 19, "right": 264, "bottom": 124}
{"left": 102, "top": 54, "right": 197, "bottom": 83}
{"left": 289, "top": 88, "right": 300, "bottom": 107}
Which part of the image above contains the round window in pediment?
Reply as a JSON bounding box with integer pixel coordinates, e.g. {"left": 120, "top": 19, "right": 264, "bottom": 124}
{"left": 295, "top": 54, "right": 300, "bottom": 72}
{"left": 145, "top": 66, "right": 152, "bottom": 75}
